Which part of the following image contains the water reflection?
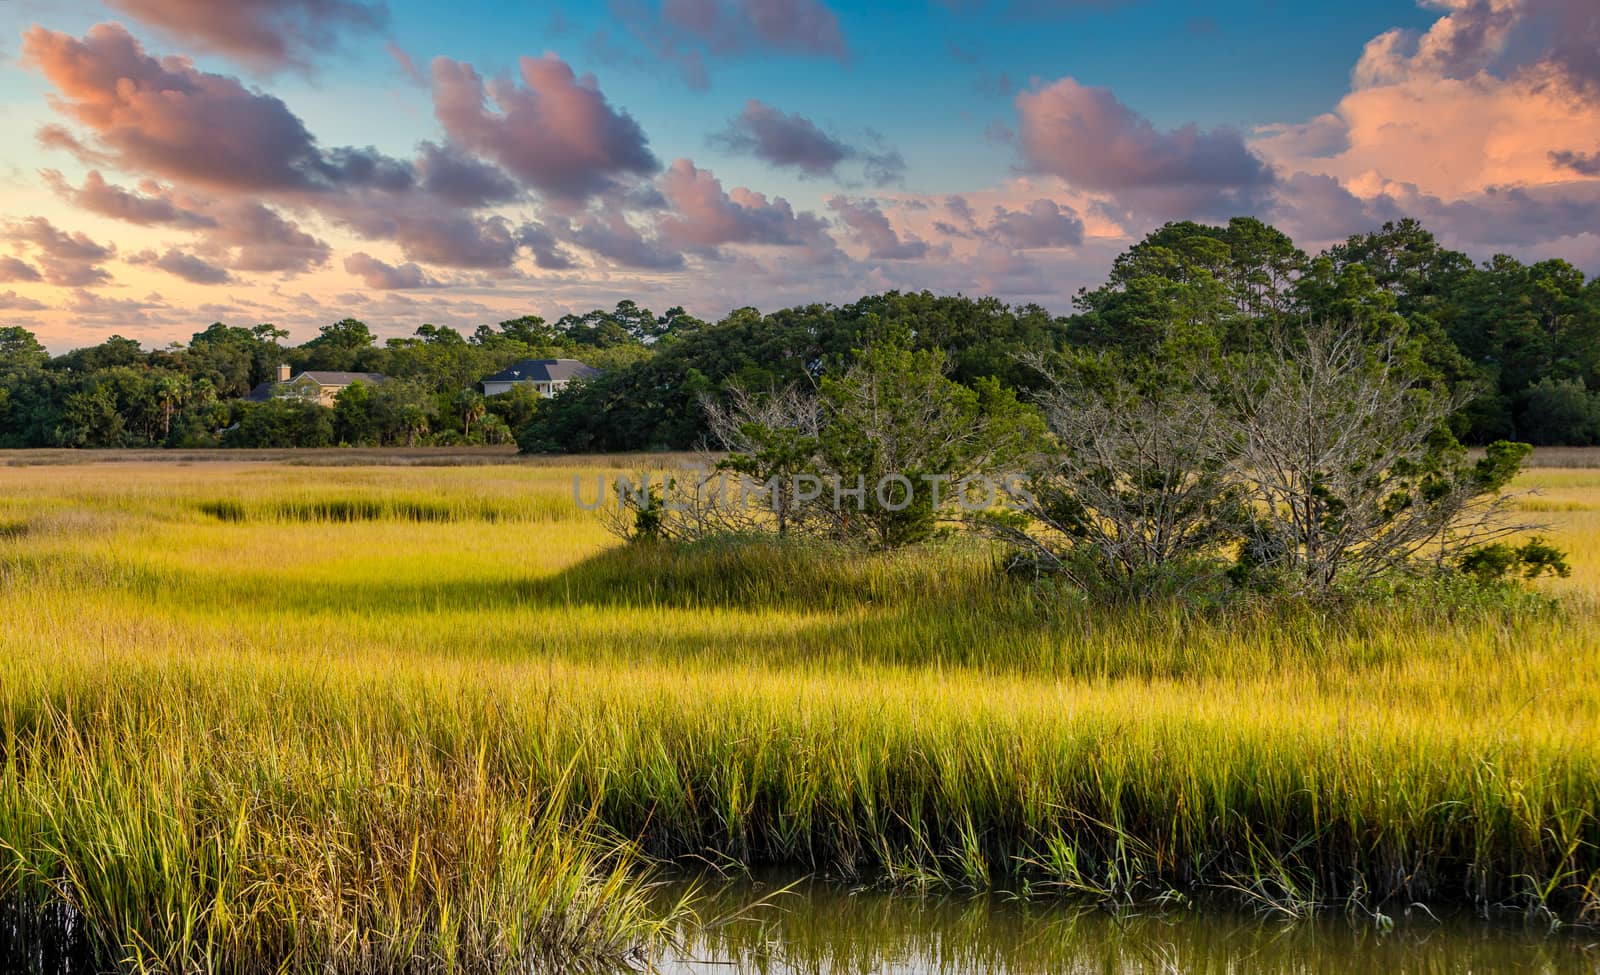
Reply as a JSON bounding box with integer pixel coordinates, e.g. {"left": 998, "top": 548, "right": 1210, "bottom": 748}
{"left": 650, "top": 877, "right": 1600, "bottom": 975}
{"left": 6, "top": 883, "right": 1597, "bottom": 974}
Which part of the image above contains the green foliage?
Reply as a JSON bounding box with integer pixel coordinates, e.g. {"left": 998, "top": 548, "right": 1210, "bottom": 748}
{"left": 815, "top": 343, "right": 1042, "bottom": 548}
{"left": 224, "top": 399, "right": 334, "bottom": 448}
{"left": 0, "top": 325, "right": 49, "bottom": 373}
{"left": 10, "top": 214, "right": 1600, "bottom": 451}
{"left": 1459, "top": 536, "right": 1572, "bottom": 582}
{"left": 1518, "top": 377, "right": 1600, "bottom": 446}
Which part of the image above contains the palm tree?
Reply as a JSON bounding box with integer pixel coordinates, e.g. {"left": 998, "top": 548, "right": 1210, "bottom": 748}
{"left": 457, "top": 390, "right": 487, "bottom": 442}
{"left": 154, "top": 374, "right": 188, "bottom": 440}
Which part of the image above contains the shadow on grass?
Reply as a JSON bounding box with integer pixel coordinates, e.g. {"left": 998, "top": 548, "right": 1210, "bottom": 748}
{"left": 13, "top": 531, "right": 1525, "bottom": 679}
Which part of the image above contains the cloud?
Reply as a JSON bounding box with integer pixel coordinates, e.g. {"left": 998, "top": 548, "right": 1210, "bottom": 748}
{"left": 331, "top": 202, "right": 528, "bottom": 270}
{"left": 128, "top": 247, "right": 235, "bottom": 284}
{"left": 386, "top": 41, "right": 425, "bottom": 85}
{"left": 415, "top": 141, "right": 521, "bottom": 207}
{"left": 0, "top": 257, "right": 43, "bottom": 283}
{"left": 22, "top": 23, "right": 410, "bottom": 193}
{"left": 195, "top": 201, "right": 331, "bottom": 274}
{"left": 935, "top": 0, "right": 1135, "bottom": 15}
{"left": 656, "top": 159, "right": 837, "bottom": 260}
{"left": 552, "top": 197, "right": 686, "bottom": 270}
{"left": 611, "top": 0, "right": 846, "bottom": 88}
{"left": 41, "top": 170, "right": 216, "bottom": 228}
{"left": 430, "top": 54, "right": 659, "bottom": 203}
{"left": 711, "top": 99, "right": 906, "bottom": 184}
{"left": 516, "top": 223, "right": 580, "bottom": 271}
{"left": 985, "top": 198, "right": 1085, "bottom": 248}
{"left": 105, "top": 0, "right": 389, "bottom": 73}
{"left": 3, "top": 217, "right": 116, "bottom": 287}
{"left": 1349, "top": 0, "right": 1600, "bottom": 95}
{"left": 1551, "top": 148, "right": 1600, "bottom": 176}
{"left": 662, "top": 0, "right": 846, "bottom": 58}
{"left": 343, "top": 252, "right": 444, "bottom": 289}
{"left": 1250, "top": 0, "right": 1600, "bottom": 262}
{"left": 23, "top": 27, "right": 571, "bottom": 276}
{"left": 0, "top": 291, "right": 47, "bottom": 312}
{"left": 1352, "top": 1, "right": 1520, "bottom": 87}
{"left": 1538, "top": 0, "right": 1600, "bottom": 94}
{"left": 826, "top": 197, "right": 931, "bottom": 259}
{"left": 64, "top": 288, "right": 169, "bottom": 326}
{"left": 1016, "top": 77, "right": 1275, "bottom": 218}
{"left": 1266, "top": 166, "right": 1600, "bottom": 253}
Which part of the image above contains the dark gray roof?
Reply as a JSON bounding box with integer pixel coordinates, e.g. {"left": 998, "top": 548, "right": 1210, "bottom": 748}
{"left": 481, "top": 359, "right": 598, "bottom": 384}
{"left": 296, "top": 371, "right": 386, "bottom": 386}
{"left": 243, "top": 381, "right": 276, "bottom": 403}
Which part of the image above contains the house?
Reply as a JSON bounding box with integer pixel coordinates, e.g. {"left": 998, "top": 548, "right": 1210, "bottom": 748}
{"left": 244, "top": 365, "right": 387, "bottom": 407}
{"left": 480, "top": 358, "right": 598, "bottom": 398}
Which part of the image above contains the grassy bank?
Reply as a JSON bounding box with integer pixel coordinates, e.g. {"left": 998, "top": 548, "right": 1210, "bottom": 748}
{"left": 1, "top": 458, "right": 1598, "bottom": 969}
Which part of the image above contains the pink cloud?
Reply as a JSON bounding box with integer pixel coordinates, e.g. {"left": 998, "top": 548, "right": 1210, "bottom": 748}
{"left": 3, "top": 217, "right": 116, "bottom": 287}
{"left": 657, "top": 159, "right": 835, "bottom": 259}
{"left": 128, "top": 248, "right": 235, "bottom": 285}
{"left": 611, "top": 0, "right": 846, "bottom": 89}
{"left": 826, "top": 197, "right": 933, "bottom": 260}
{"left": 41, "top": 170, "right": 216, "bottom": 228}
{"left": 711, "top": 99, "right": 904, "bottom": 184}
{"left": 430, "top": 54, "right": 659, "bottom": 202}
{"left": 23, "top": 24, "right": 335, "bottom": 192}
{"left": 106, "top": 0, "right": 389, "bottom": 73}
{"left": 0, "top": 257, "right": 44, "bottom": 284}
{"left": 193, "top": 201, "right": 331, "bottom": 274}
{"left": 0, "top": 291, "right": 48, "bottom": 312}
{"left": 1253, "top": 0, "right": 1600, "bottom": 253}
{"left": 343, "top": 252, "right": 444, "bottom": 289}
{"left": 662, "top": 0, "right": 846, "bottom": 58}
{"left": 1016, "top": 77, "right": 1274, "bottom": 218}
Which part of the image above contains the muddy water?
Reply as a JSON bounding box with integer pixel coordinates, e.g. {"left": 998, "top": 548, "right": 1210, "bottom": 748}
{"left": 651, "top": 878, "right": 1600, "bottom": 975}
{"left": 5, "top": 880, "right": 1596, "bottom": 973}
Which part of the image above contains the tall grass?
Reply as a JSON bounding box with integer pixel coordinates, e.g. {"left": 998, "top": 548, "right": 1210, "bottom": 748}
{"left": 0, "top": 456, "right": 1598, "bottom": 972}
{"left": 0, "top": 682, "right": 684, "bottom": 974}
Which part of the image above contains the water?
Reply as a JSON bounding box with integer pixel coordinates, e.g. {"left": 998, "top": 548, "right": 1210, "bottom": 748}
{"left": 6, "top": 883, "right": 1597, "bottom": 973}
{"left": 650, "top": 877, "right": 1600, "bottom": 975}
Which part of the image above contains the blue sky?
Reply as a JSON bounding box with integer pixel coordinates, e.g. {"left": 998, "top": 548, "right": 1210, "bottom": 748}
{"left": 0, "top": 0, "right": 1597, "bottom": 349}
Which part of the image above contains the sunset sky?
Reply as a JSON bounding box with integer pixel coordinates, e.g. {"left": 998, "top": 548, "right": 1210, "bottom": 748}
{"left": 0, "top": 0, "right": 1597, "bottom": 350}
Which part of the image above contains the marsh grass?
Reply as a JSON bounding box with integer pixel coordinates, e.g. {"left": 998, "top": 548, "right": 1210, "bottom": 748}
{"left": 0, "top": 694, "right": 687, "bottom": 975}
{"left": 0, "top": 456, "right": 1599, "bottom": 973}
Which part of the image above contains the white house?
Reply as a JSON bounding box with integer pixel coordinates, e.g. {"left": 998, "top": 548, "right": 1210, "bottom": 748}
{"left": 480, "top": 358, "right": 598, "bottom": 398}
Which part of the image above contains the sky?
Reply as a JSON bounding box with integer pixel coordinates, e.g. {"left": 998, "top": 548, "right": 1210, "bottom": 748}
{"left": 0, "top": 0, "right": 1598, "bottom": 351}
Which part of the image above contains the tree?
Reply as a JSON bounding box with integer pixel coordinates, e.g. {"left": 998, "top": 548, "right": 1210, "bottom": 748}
{"left": 154, "top": 374, "right": 188, "bottom": 440}
{"left": 1220, "top": 327, "right": 1534, "bottom": 594}
{"left": 224, "top": 399, "right": 333, "bottom": 447}
{"left": 816, "top": 343, "right": 1043, "bottom": 549}
{"left": 0, "top": 326, "right": 48, "bottom": 373}
{"left": 487, "top": 385, "right": 541, "bottom": 439}
{"left": 1518, "top": 377, "right": 1599, "bottom": 446}
{"left": 299, "top": 319, "right": 375, "bottom": 371}
{"left": 332, "top": 381, "right": 378, "bottom": 445}
{"left": 184, "top": 322, "right": 285, "bottom": 397}
{"left": 456, "top": 389, "right": 487, "bottom": 442}
{"left": 704, "top": 384, "right": 824, "bottom": 538}
{"left": 1000, "top": 353, "right": 1245, "bottom": 596}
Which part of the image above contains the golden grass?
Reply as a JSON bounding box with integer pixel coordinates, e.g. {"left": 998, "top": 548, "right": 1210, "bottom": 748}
{"left": 1, "top": 454, "right": 1598, "bottom": 971}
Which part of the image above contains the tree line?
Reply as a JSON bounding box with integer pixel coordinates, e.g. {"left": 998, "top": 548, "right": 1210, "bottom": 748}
{"left": 614, "top": 323, "right": 1568, "bottom": 601}
{"left": 2, "top": 217, "right": 1600, "bottom": 449}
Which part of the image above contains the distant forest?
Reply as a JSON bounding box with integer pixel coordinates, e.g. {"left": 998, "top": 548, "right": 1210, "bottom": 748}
{"left": 3, "top": 217, "right": 1599, "bottom": 451}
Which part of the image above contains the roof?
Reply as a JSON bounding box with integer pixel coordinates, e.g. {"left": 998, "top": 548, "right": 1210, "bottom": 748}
{"left": 481, "top": 358, "right": 598, "bottom": 384}
{"left": 295, "top": 371, "right": 386, "bottom": 386}
{"left": 243, "top": 372, "right": 384, "bottom": 401}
